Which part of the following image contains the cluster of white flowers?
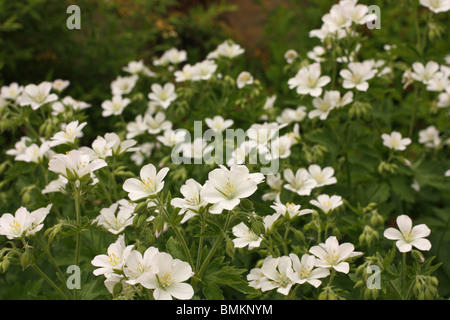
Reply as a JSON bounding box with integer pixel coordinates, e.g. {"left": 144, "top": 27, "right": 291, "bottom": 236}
{"left": 91, "top": 235, "right": 194, "bottom": 300}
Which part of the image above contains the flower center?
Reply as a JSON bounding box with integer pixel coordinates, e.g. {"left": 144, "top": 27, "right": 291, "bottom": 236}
{"left": 108, "top": 253, "right": 120, "bottom": 266}
{"left": 221, "top": 181, "right": 236, "bottom": 199}
{"left": 159, "top": 273, "right": 175, "bottom": 288}
{"left": 9, "top": 220, "right": 21, "bottom": 233}
{"left": 141, "top": 177, "right": 155, "bottom": 193}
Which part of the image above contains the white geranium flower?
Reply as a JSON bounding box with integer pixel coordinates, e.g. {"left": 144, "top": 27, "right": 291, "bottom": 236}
{"left": 309, "top": 194, "right": 343, "bottom": 214}
{"left": 307, "top": 46, "right": 326, "bottom": 63}
{"left": 381, "top": 131, "right": 411, "bottom": 151}
{"left": 288, "top": 63, "right": 331, "bottom": 97}
{"left": 263, "top": 212, "right": 281, "bottom": 233}
{"left": 263, "top": 95, "right": 277, "bottom": 110}
{"left": 171, "top": 179, "right": 207, "bottom": 223}
{"left": 418, "top": 126, "right": 441, "bottom": 148}
{"left": 93, "top": 202, "right": 135, "bottom": 235}
{"left": 50, "top": 120, "right": 87, "bottom": 147}
{"left": 437, "top": 87, "right": 450, "bottom": 108}
{"left": 123, "top": 163, "right": 169, "bottom": 201}
{"left": 19, "top": 82, "right": 58, "bottom": 110}
{"left": 191, "top": 60, "right": 218, "bottom": 81}
{"left": 205, "top": 115, "right": 234, "bottom": 133}
{"left": 154, "top": 48, "right": 187, "bottom": 66}
{"left": 270, "top": 202, "right": 312, "bottom": 220}
{"left": 260, "top": 256, "right": 295, "bottom": 295}
{"left": 157, "top": 129, "right": 187, "bottom": 147}
{"left": 126, "top": 114, "right": 150, "bottom": 139}
{"left": 137, "top": 252, "right": 194, "bottom": 300}
{"left": 307, "top": 165, "right": 337, "bottom": 187}
{"left": 1, "top": 82, "right": 23, "bottom": 101}
{"left": 148, "top": 83, "right": 177, "bottom": 109}
{"left": 384, "top": 215, "right": 432, "bottom": 252}
{"left": 101, "top": 95, "right": 131, "bottom": 117}
{"left": 48, "top": 149, "right": 107, "bottom": 181}
{"left": 232, "top": 222, "right": 263, "bottom": 250}
{"left": 283, "top": 168, "right": 317, "bottom": 196}
{"left": 52, "top": 79, "right": 70, "bottom": 92}
{"left": 216, "top": 41, "right": 245, "bottom": 59}
{"left": 262, "top": 173, "right": 282, "bottom": 202}
{"left": 236, "top": 71, "right": 254, "bottom": 89}
{"left": 322, "top": 3, "right": 352, "bottom": 32}
{"left": 130, "top": 142, "right": 154, "bottom": 166}
{"left": 110, "top": 75, "right": 138, "bottom": 96}
{"left": 309, "top": 236, "right": 362, "bottom": 274}
{"left": 340, "top": 61, "right": 377, "bottom": 91}
{"left": 270, "top": 135, "right": 294, "bottom": 159}
{"left": 6, "top": 136, "right": 31, "bottom": 158}
{"left": 201, "top": 164, "right": 260, "bottom": 214}
{"left": 289, "top": 253, "right": 330, "bottom": 288}
{"left": 247, "top": 267, "right": 266, "bottom": 290}
{"left": 123, "top": 247, "right": 160, "bottom": 285}
{"left": 420, "top": 0, "right": 450, "bottom": 13}
{"left": 42, "top": 175, "right": 68, "bottom": 194}
{"left": 0, "top": 205, "right": 52, "bottom": 240}
{"left": 309, "top": 92, "right": 338, "bottom": 120}
{"left": 276, "top": 106, "right": 307, "bottom": 124}
{"left": 15, "top": 140, "right": 52, "bottom": 163}
{"left": 123, "top": 60, "right": 155, "bottom": 77}
{"left": 284, "top": 49, "right": 299, "bottom": 64}
{"left": 146, "top": 112, "right": 172, "bottom": 135}
{"left": 445, "top": 170, "right": 450, "bottom": 177}
{"left": 411, "top": 61, "right": 440, "bottom": 84}
{"left": 174, "top": 64, "right": 196, "bottom": 82}
{"left": 91, "top": 235, "right": 134, "bottom": 277}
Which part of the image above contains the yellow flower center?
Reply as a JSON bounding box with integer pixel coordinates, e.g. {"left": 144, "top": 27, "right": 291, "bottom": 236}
{"left": 108, "top": 253, "right": 120, "bottom": 266}
{"left": 9, "top": 220, "right": 21, "bottom": 233}
{"left": 159, "top": 273, "right": 175, "bottom": 288}
{"left": 221, "top": 181, "right": 236, "bottom": 198}
{"left": 141, "top": 177, "right": 155, "bottom": 192}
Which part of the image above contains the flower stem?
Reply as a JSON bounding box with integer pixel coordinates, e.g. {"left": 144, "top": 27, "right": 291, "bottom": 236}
{"left": 402, "top": 252, "right": 407, "bottom": 300}
{"left": 31, "top": 263, "right": 69, "bottom": 300}
{"left": 73, "top": 185, "right": 82, "bottom": 300}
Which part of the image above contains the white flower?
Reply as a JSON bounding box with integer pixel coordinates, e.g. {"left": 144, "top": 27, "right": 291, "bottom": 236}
{"left": 309, "top": 236, "right": 362, "bottom": 274}
{"left": 309, "top": 194, "right": 343, "bottom": 214}
{"left": 259, "top": 256, "right": 295, "bottom": 295}
{"left": 123, "top": 163, "right": 169, "bottom": 201}
{"left": 262, "top": 173, "right": 282, "bottom": 202}
{"left": 123, "top": 247, "right": 160, "bottom": 285}
{"left": 247, "top": 267, "right": 265, "bottom": 290}
{"left": 284, "top": 49, "right": 299, "bottom": 64}
{"left": 276, "top": 106, "right": 307, "bottom": 124}
{"left": 445, "top": 170, "right": 450, "bottom": 177}
{"left": 174, "top": 64, "right": 196, "bottom": 82}
{"left": 270, "top": 135, "right": 294, "bottom": 160}
{"left": 309, "top": 92, "right": 337, "bottom": 120}
{"left": 0, "top": 205, "right": 52, "bottom": 240}
{"left": 110, "top": 75, "right": 138, "bottom": 96}
{"left": 104, "top": 132, "right": 137, "bottom": 156}
{"left": 288, "top": 63, "right": 330, "bottom": 97}
{"left": 91, "top": 235, "right": 134, "bottom": 277}
{"left": 437, "top": 87, "right": 450, "bottom": 108}
{"left": 420, "top": 0, "right": 450, "bottom": 13}
{"left": 137, "top": 252, "right": 194, "bottom": 300}
{"left": 123, "top": 60, "right": 155, "bottom": 77}
{"left": 157, "top": 129, "right": 187, "bottom": 147}
{"left": 236, "top": 71, "right": 254, "bottom": 89}
{"left": 307, "top": 164, "right": 337, "bottom": 187}
{"left": 340, "top": 61, "right": 377, "bottom": 91}
{"left": 171, "top": 179, "right": 207, "bottom": 223}
{"left": 191, "top": 60, "right": 218, "bottom": 81}
{"left": 289, "top": 253, "right": 330, "bottom": 288}
{"left": 384, "top": 215, "right": 432, "bottom": 252}
{"left": 201, "top": 164, "right": 260, "bottom": 214}
{"left": 322, "top": 4, "right": 352, "bottom": 32}
{"left": 130, "top": 142, "right": 154, "bottom": 166}
{"left": 6, "top": 137, "right": 31, "bottom": 158}
{"left": 1, "top": 82, "right": 23, "bottom": 101}
{"left": 101, "top": 95, "right": 131, "bottom": 117}
{"left": 146, "top": 112, "right": 172, "bottom": 135}
{"left": 216, "top": 41, "right": 245, "bottom": 59}
{"left": 307, "top": 46, "right": 326, "bottom": 63}
{"left": 50, "top": 120, "right": 87, "bottom": 147}
{"left": 283, "top": 168, "right": 317, "bottom": 196}
{"left": 263, "top": 95, "right": 277, "bottom": 110}
{"left": 19, "top": 82, "right": 58, "bottom": 110}
{"left": 15, "top": 140, "right": 52, "bottom": 163}
{"left": 42, "top": 175, "right": 68, "bottom": 194}
{"left": 232, "top": 222, "right": 263, "bottom": 250}
{"left": 411, "top": 61, "right": 440, "bottom": 84}
{"left": 126, "top": 114, "right": 150, "bottom": 139}
{"left": 52, "top": 79, "right": 70, "bottom": 92}
{"left": 93, "top": 202, "right": 135, "bottom": 235}
{"left": 270, "top": 202, "right": 312, "bottom": 220}
{"left": 418, "top": 126, "right": 441, "bottom": 148}
{"left": 154, "top": 48, "right": 187, "bottom": 66}
{"left": 205, "top": 115, "right": 234, "bottom": 133}
{"left": 263, "top": 212, "right": 281, "bottom": 232}
{"left": 148, "top": 83, "right": 177, "bottom": 109}
{"left": 381, "top": 131, "right": 411, "bottom": 151}
{"left": 48, "top": 149, "right": 107, "bottom": 181}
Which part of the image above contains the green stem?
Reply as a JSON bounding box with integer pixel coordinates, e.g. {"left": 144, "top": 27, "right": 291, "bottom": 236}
{"left": 328, "top": 269, "right": 336, "bottom": 287}
{"left": 31, "top": 264, "right": 68, "bottom": 300}
{"left": 196, "top": 210, "right": 208, "bottom": 272}
{"left": 402, "top": 252, "right": 407, "bottom": 300}
{"left": 73, "top": 185, "right": 82, "bottom": 300}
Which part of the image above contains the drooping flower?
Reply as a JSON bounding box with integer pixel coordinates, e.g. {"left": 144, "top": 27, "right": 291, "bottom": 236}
{"left": 381, "top": 131, "right": 411, "bottom": 151}
{"left": 289, "top": 253, "right": 330, "bottom": 288}
{"left": 137, "top": 252, "right": 194, "bottom": 300}
{"left": 383, "top": 215, "right": 432, "bottom": 253}
{"left": 309, "top": 194, "right": 343, "bottom": 214}
{"left": 123, "top": 163, "right": 169, "bottom": 201}
{"left": 309, "top": 236, "right": 362, "bottom": 274}
{"left": 201, "top": 164, "right": 260, "bottom": 214}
